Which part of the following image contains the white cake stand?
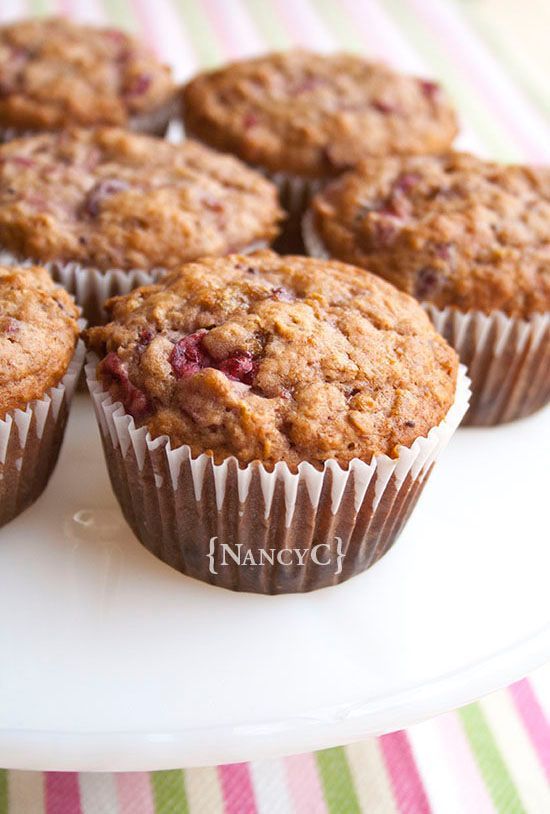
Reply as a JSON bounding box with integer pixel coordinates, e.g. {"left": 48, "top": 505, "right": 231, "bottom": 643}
{"left": 0, "top": 395, "right": 548, "bottom": 771}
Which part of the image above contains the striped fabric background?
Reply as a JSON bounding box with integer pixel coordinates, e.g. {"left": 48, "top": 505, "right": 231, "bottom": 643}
{"left": 0, "top": 0, "right": 548, "bottom": 812}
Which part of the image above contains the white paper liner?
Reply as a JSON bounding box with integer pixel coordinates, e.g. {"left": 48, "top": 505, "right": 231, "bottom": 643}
{"left": 0, "top": 336, "right": 86, "bottom": 527}
{"left": 86, "top": 355, "right": 470, "bottom": 593}
{"left": 260, "top": 170, "right": 326, "bottom": 253}
{"left": 424, "top": 305, "right": 550, "bottom": 426}
{"left": 303, "top": 211, "right": 550, "bottom": 426}
{"left": 0, "top": 241, "right": 270, "bottom": 326}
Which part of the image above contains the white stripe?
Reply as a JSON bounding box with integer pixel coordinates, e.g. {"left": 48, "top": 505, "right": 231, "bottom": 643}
{"left": 184, "top": 767, "right": 225, "bottom": 813}
{"left": 208, "top": 0, "right": 266, "bottom": 59}
{"left": 279, "top": 0, "right": 336, "bottom": 51}
{"left": 414, "top": 0, "right": 550, "bottom": 159}
{"left": 0, "top": 0, "right": 28, "bottom": 23}
{"left": 63, "top": 0, "right": 106, "bottom": 24}
{"left": 250, "top": 758, "right": 294, "bottom": 814}
{"left": 481, "top": 690, "right": 550, "bottom": 813}
{"left": 346, "top": 739, "right": 398, "bottom": 814}
{"left": 79, "top": 772, "right": 119, "bottom": 814}
{"left": 408, "top": 719, "right": 472, "bottom": 814}
{"left": 8, "top": 771, "right": 45, "bottom": 814}
{"left": 136, "top": 0, "right": 198, "bottom": 81}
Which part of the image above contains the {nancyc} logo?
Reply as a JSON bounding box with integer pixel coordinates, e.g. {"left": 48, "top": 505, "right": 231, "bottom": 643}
{"left": 206, "top": 537, "right": 345, "bottom": 576}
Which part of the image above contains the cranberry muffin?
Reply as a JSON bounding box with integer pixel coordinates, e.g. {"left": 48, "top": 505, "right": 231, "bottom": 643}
{"left": 0, "top": 17, "right": 176, "bottom": 139}
{"left": 0, "top": 128, "right": 283, "bottom": 322}
{"left": 305, "top": 153, "right": 550, "bottom": 425}
{"left": 183, "top": 51, "right": 458, "bottom": 249}
{"left": 0, "top": 264, "right": 82, "bottom": 527}
{"left": 85, "top": 251, "right": 468, "bottom": 593}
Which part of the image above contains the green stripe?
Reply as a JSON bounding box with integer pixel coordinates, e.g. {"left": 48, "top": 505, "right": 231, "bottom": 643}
{"left": 0, "top": 770, "right": 7, "bottom": 814}
{"left": 101, "top": 0, "right": 139, "bottom": 32}
{"left": 242, "top": 0, "right": 292, "bottom": 50}
{"left": 26, "top": 0, "right": 52, "bottom": 14}
{"left": 459, "top": 704, "right": 526, "bottom": 814}
{"left": 451, "top": 0, "right": 550, "bottom": 114}
{"left": 314, "top": 0, "right": 367, "bottom": 51}
{"left": 173, "top": 0, "right": 223, "bottom": 67}
{"left": 151, "top": 770, "right": 189, "bottom": 814}
{"left": 378, "top": 0, "right": 520, "bottom": 159}
{"left": 316, "top": 746, "right": 361, "bottom": 814}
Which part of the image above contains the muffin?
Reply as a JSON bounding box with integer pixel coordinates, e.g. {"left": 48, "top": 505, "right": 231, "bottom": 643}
{"left": 84, "top": 250, "right": 469, "bottom": 593}
{"left": 182, "top": 50, "right": 458, "bottom": 247}
{"left": 0, "top": 17, "right": 177, "bottom": 140}
{"left": 0, "top": 264, "right": 83, "bottom": 527}
{"left": 305, "top": 153, "right": 550, "bottom": 425}
{"left": 0, "top": 127, "right": 283, "bottom": 323}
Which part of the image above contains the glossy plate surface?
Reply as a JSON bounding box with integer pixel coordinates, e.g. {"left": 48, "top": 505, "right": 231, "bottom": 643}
{"left": 0, "top": 396, "right": 548, "bottom": 771}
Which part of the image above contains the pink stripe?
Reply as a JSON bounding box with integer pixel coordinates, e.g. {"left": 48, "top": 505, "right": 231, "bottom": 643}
{"left": 130, "top": 0, "right": 161, "bottom": 55}
{"left": 200, "top": 0, "right": 241, "bottom": 58}
{"left": 437, "top": 712, "right": 495, "bottom": 814}
{"left": 45, "top": 773, "right": 82, "bottom": 814}
{"left": 284, "top": 752, "right": 328, "bottom": 814}
{"left": 509, "top": 679, "right": 550, "bottom": 783}
{"left": 380, "top": 731, "right": 431, "bottom": 814}
{"left": 116, "top": 773, "right": 155, "bottom": 814}
{"left": 218, "top": 764, "right": 257, "bottom": 814}
{"left": 277, "top": 0, "right": 334, "bottom": 50}
{"left": 409, "top": 0, "right": 549, "bottom": 161}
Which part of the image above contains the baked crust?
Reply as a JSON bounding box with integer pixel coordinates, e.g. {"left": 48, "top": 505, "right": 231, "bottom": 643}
{"left": 0, "top": 128, "right": 283, "bottom": 271}
{"left": 310, "top": 152, "right": 550, "bottom": 317}
{"left": 0, "top": 17, "right": 175, "bottom": 130}
{"left": 85, "top": 250, "right": 458, "bottom": 467}
{"left": 0, "top": 264, "right": 79, "bottom": 415}
{"left": 183, "top": 50, "right": 458, "bottom": 178}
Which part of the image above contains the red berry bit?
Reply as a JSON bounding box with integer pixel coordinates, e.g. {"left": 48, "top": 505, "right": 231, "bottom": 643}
{"left": 393, "top": 173, "right": 421, "bottom": 196}
{"left": 202, "top": 197, "right": 225, "bottom": 213}
{"left": 291, "top": 77, "right": 324, "bottom": 95}
{"left": 169, "top": 330, "right": 212, "bottom": 379}
{"left": 0, "top": 316, "right": 20, "bottom": 339}
{"left": 419, "top": 79, "right": 440, "bottom": 101}
{"left": 100, "top": 352, "right": 151, "bottom": 420}
{"left": 84, "top": 178, "right": 130, "bottom": 217}
{"left": 243, "top": 112, "right": 258, "bottom": 130}
{"left": 9, "top": 156, "right": 35, "bottom": 168}
{"left": 125, "top": 73, "right": 152, "bottom": 96}
{"left": 371, "top": 217, "right": 400, "bottom": 248}
{"left": 372, "top": 99, "right": 396, "bottom": 114}
{"left": 218, "top": 352, "right": 258, "bottom": 385}
{"left": 414, "top": 267, "right": 441, "bottom": 300}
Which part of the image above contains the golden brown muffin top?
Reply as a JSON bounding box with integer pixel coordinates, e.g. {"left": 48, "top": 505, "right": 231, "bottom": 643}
{"left": 0, "top": 128, "right": 283, "bottom": 271}
{"left": 310, "top": 153, "right": 550, "bottom": 317}
{"left": 0, "top": 17, "right": 175, "bottom": 131}
{"left": 85, "top": 250, "right": 458, "bottom": 468}
{"left": 0, "top": 264, "right": 79, "bottom": 416}
{"left": 182, "top": 50, "right": 458, "bottom": 178}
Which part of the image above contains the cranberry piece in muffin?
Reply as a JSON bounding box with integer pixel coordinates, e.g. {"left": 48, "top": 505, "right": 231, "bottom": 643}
{"left": 0, "top": 17, "right": 176, "bottom": 136}
{"left": 84, "top": 250, "right": 458, "bottom": 468}
{"left": 182, "top": 51, "right": 458, "bottom": 180}
{"left": 0, "top": 128, "right": 283, "bottom": 272}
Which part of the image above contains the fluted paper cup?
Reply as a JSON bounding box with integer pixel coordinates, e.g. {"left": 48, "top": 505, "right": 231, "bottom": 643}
{"left": 86, "top": 356, "right": 469, "bottom": 594}
{"left": 303, "top": 211, "right": 550, "bottom": 426}
{"left": 0, "top": 336, "right": 86, "bottom": 528}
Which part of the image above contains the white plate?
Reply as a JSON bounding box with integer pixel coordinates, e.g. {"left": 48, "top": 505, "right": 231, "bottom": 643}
{"left": 0, "top": 396, "right": 548, "bottom": 771}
